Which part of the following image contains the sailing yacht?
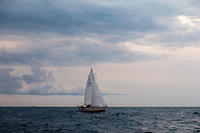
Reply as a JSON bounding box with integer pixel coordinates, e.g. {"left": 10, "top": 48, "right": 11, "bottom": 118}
{"left": 78, "top": 68, "right": 107, "bottom": 112}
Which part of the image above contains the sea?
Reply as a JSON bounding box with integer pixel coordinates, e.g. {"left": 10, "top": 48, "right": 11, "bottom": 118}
{"left": 0, "top": 107, "right": 200, "bottom": 133}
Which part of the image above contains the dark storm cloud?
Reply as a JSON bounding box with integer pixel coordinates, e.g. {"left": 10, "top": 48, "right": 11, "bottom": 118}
{"left": 0, "top": 68, "right": 22, "bottom": 94}
{"left": 0, "top": 37, "right": 157, "bottom": 66}
{"left": 0, "top": 49, "right": 45, "bottom": 65}
{"left": 0, "top": 0, "right": 197, "bottom": 67}
{"left": 0, "top": 0, "right": 180, "bottom": 35}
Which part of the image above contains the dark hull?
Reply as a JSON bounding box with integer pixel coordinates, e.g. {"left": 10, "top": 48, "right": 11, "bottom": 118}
{"left": 78, "top": 106, "right": 107, "bottom": 112}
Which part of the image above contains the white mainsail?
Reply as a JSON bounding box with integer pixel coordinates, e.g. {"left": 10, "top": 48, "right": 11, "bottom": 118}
{"left": 84, "top": 69, "right": 93, "bottom": 105}
{"left": 84, "top": 68, "right": 105, "bottom": 107}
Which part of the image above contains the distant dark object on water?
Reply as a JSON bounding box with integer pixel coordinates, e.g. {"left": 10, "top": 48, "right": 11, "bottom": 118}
{"left": 44, "top": 122, "right": 48, "bottom": 126}
{"left": 27, "top": 121, "right": 32, "bottom": 124}
{"left": 193, "top": 112, "right": 200, "bottom": 114}
{"left": 21, "top": 123, "right": 27, "bottom": 127}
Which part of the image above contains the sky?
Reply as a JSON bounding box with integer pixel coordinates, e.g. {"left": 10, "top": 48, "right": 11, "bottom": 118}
{"left": 0, "top": 0, "right": 200, "bottom": 106}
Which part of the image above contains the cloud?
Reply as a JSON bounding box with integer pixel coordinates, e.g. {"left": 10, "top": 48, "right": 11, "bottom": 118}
{"left": 0, "top": 34, "right": 158, "bottom": 66}
{"left": 19, "top": 66, "right": 60, "bottom": 95}
{"left": 178, "top": 15, "right": 200, "bottom": 30}
{"left": 188, "top": 0, "right": 200, "bottom": 9}
{"left": 22, "top": 66, "right": 54, "bottom": 84}
{"left": 0, "top": 0, "right": 199, "bottom": 67}
{"left": 0, "top": 68, "right": 22, "bottom": 94}
{"left": 0, "top": 0, "right": 181, "bottom": 35}
{"left": 0, "top": 66, "right": 84, "bottom": 95}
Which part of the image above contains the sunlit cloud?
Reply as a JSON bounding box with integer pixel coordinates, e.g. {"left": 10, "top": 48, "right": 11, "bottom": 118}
{"left": 178, "top": 15, "right": 200, "bottom": 30}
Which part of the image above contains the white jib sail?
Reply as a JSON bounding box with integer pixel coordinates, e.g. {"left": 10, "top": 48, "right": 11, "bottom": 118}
{"left": 84, "top": 68, "right": 105, "bottom": 107}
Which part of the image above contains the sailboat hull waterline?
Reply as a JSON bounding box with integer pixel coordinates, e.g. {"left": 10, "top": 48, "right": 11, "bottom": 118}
{"left": 78, "top": 68, "right": 107, "bottom": 112}
{"left": 78, "top": 106, "right": 107, "bottom": 112}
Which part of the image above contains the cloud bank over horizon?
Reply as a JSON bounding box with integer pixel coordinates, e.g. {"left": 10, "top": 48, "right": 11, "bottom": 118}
{"left": 0, "top": 0, "right": 200, "bottom": 103}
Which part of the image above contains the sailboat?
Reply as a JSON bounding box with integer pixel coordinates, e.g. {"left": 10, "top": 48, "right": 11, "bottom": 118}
{"left": 78, "top": 68, "right": 107, "bottom": 112}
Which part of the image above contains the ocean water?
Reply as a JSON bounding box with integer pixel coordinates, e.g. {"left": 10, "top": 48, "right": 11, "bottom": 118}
{"left": 0, "top": 107, "right": 200, "bottom": 133}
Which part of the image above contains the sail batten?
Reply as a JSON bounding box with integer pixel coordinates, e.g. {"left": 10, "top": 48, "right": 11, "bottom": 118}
{"left": 84, "top": 68, "right": 105, "bottom": 107}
